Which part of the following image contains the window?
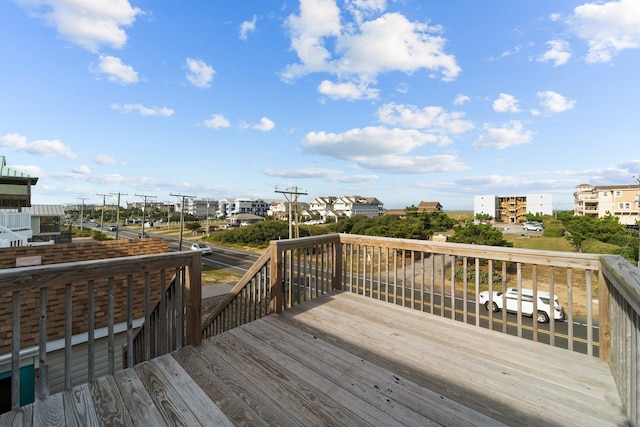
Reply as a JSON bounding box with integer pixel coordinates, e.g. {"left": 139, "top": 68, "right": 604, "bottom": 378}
{"left": 615, "top": 191, "right": 622, "bottom": 197}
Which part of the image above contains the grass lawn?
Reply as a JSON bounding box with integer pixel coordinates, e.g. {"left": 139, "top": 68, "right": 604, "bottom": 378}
{"left": 505, "top": 235, "right": 577, "bottom": 252}
{"left": 202, "top": 265, "right": 242, "bottom": 284}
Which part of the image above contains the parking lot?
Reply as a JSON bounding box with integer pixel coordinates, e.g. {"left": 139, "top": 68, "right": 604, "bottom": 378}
{"left": 494, "top": 222, "right": 543, "bottom": 236}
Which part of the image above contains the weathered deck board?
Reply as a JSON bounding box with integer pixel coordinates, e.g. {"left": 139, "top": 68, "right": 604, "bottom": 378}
{"left": 6, "top": 291, "right": 628, "bottom": 426}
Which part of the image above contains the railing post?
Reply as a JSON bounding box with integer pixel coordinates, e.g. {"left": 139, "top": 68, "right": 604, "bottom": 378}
{"left": 270, "top": 242, "right": 283, "bottom": 313}
{"left": 185, "top": 253, "right": 202, "bottom": 346}
{"left": 598, "top": 267, "right": 611, "bottom": 362}
{"left": 332, "top": 237, "right": 342, "bottom": 290}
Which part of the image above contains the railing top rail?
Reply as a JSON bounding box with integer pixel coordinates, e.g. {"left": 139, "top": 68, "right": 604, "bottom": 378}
{"left": 271, "top": 234, "right": 341, "bottom": 251}
{"left": 0, "top": 251, "right": 200, "bottom": 293}
{"left": 338, "top": 233, "right": 601, "bottom": 270}
{"left": 600, "top": 255, "right": 640, "bottom": 315}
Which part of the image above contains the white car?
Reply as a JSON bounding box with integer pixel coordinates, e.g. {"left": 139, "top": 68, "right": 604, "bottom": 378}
{"left": 478, "top": 287, "right": 563, "bottom": 323}
{"left": 522, "top": 222, "right": 543, "bottom": 231}
{"left": 190, "top": 242, "right": 212, "bottom": 255}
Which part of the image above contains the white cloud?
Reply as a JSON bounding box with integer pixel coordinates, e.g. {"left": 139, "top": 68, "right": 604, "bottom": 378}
{"left": 356, "top": 154, "right": 468, "bottom": 173}
{"left": 73, "top": 165, "right": 91, "bottom": 175}
{"left": 536, "top": 91, "right": 576, "bottom": 113}
{"left": 111, "top": 103, "right": 174, "bottom": 116}
{"left": 186, "top": 58, "right": 215, "bottom": 88}
{"left": 264, "top": 167, "right": 378, "bottom": 183}
{"left": 492, "top": 93, "right": 521, "bottom": 113}
{"left": 94, "top": 55, "right": 139, "bottom": 84}
{"left": 94, "top": 154, "right": 118, "bottom": 166}
{"left": 453, "top": 94, "right": 470, "bottom": 105}
{"left": 251, "top": 117, "right": 276, "bottom": 132}
{"left": 568, "top": 0, "right": 640, "bottom": 63}
{"left": 302, "top": 126, "right": 438, "bottom": 162}
{"left": 472, "top": 121, "right": 534, "bottom": 150}
{"left": 0, "top": 133, "right": 77, "bottom": 159}
{"left": 318, "top": 80, "right": 379, "bottom": 100}
{"left": 538, "top": 40, "right": 572, "bottom": 66}
{"left": 203, "top": 114, "right": 231, "bottom": 129}
{"left": 13, "top": 0, "right": 142, "bottom": 52}
{"left": 345, "top": 0, "right": 387, "bottom": 24}
{"left": 282, "top": 3, "right": 460, "bottom": 85}
{"left": 239, "top": 15, "right": 257, "bottom": 40}
{"left": 11, "top": 164, "right": 43, "bottom": 177}
{"left": 376, "top": 103, "right": 474, "bottom": 137}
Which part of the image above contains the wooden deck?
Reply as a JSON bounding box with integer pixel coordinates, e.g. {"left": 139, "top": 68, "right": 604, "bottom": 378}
{"left": 3, "top": 292, "right": 627, "bottom": 426}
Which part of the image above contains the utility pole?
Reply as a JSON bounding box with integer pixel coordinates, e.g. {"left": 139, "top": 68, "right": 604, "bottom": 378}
{"left": 135, "top": 193, "right": 157, "bottom": 237}
{"left": 170, "top": 193, "right": 196, "bottom": 251}
{"left": 165, "top": 201, "right": 172, "bottom": 230}
{"left": 110, "top": 192, "right": 127, "bottom": 240}
{"left": 77, "top": 197, "right": 88, "bottom": 231}
{"left": 97, "top": 193, "right": 108, "bottom": 232}
{"left": 275, "top": 186, "right": 307, "bottom": 239}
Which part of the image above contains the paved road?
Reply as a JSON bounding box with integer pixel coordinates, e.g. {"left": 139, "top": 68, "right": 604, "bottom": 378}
{"left": 104, "top": 227, "right": 259, "bottom": 276}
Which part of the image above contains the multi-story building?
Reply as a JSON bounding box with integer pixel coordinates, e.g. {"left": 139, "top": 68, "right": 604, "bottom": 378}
{"left": 216, "top": 198, "right": 270, "bottom": 217}
{"left": 474, "top": 194, "right": 553, "bottom": 223}
{"left": 574, "top": 183, "right": 640, "bottom": 226}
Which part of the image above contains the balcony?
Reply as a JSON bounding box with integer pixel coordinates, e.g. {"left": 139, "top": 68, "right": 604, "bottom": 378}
{"left": 1, "top": 234, "right": 638, "bottom": 425}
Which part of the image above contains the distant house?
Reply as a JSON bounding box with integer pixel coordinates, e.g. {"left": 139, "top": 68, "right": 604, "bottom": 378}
{"left": 334, "top": 196, "right": 384, "bottom": 218}
{"left": 23, "top": 205, "right": 66, "bottom": 244}
{"left": 387, "top": 201, "right": 443, "bottom": 216}
{"left": 0, "top": 156, "right": 67, "bottom": 246}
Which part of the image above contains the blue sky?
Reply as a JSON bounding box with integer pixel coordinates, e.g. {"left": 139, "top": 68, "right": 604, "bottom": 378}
{"left": 1, "top": 0, "right": 639, "bottom": 211}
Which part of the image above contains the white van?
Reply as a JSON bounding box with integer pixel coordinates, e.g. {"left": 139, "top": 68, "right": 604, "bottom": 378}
{"left": 478, "top": 287, "right": 564, "bottom": 323}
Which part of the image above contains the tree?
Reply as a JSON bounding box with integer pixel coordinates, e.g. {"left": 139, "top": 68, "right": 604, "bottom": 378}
{"left": 449, "top": 223, "right": 513, "bottom": 247}
{"left": 185, "top": 221, "right": 202, "bottom": 234}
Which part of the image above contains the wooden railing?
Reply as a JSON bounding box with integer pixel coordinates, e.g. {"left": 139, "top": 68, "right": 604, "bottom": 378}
{"left": 599, "top": 255, "right": 640, "bottom": 426}
{"left": 0, "top": 251, "right": 201, "bottom": 411}
{"left": 202, "top": 233, "right": 640, "bottom": 424}
{"left": 202, "top": 234, "right": 341, "bottom": 338}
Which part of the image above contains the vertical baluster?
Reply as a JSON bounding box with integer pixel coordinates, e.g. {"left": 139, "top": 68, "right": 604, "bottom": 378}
{"left": 126, "top": 274, "right": 134, "bottom": 367}
{"left": 450, "top": 255, "right": 456, "bottom": 320}
{"left": 462, "top": 256, "right": 468, "bottom": 323}
{"left": 532, "top": 265, "right": 538, "bottom": 342}
{"left": 586, "top": 270, "right": 593, "bottom": 357}
{"left": 64, "top": 283, "right": 72, "bottom": 390}
{"left": 38, "top": 287, "right": 48, "bottom": 400}
{"left": 108, "top": 277, "right": 115, "bottom": 375}
{"left": 549, "top": 267, "right": 555, "bottom": 346}
{"left": 11, "top": 291, "right": 20, "bottom": 409}
{"left": 88, "top": 280, "right": 95, "bottom": 382}
{"left": 144, "top": 271, "right": 151, "bottom": 361}
{"left": 411, "top": 251, "right": 416, "bottom": 310}
{"left": 567, "top": 268, "right": 574, "bottom": 351}
{"left": 474, "top": 258, "right": 480, "bottom": 326}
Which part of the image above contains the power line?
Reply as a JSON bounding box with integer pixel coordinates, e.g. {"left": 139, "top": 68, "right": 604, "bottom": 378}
{"left": 135, "top": 193, "right": 157, "bottom": 237}
{"left": 275, "top": 186, "right": 307, "bottom": 239}
{"left": 109, "top": 192, "right": 128, "bottom": 239}
{"left": 170, "top": 193, "right": 196, "bottom": 251}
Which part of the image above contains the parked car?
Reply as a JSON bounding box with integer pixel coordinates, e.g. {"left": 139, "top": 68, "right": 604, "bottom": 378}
{"left": 107, "top": 225, "right": 118, "bottom": 231}
{"left": 138, "top": 232, "right": 150, "bottom": 238}
{"left": 191, "top": 242, "right": 212, "bottom": 255}
{"left": 478, "top": 287, "right": 564, "bottom": 323}
{"left": 522, "top": 222, "right": 543, "bottom": 231}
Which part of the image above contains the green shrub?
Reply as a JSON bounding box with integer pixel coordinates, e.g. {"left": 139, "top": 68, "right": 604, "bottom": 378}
{"left": 542, "top": 220, "right": 564, "bottom": 237}
{"left": 454, "top": 265, "right": 503, "bottom": 285}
